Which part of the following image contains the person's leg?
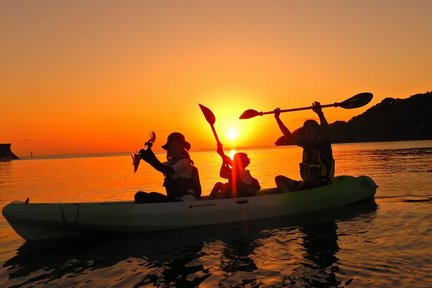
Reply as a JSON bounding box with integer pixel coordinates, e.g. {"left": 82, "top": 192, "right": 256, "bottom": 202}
{"left": 297, "top": 178, "right": 320, "bottom": 190}
{"left": 135, "top": 191, "right": 173, "bottom": 203}
{"left": 134, "top": 191, "right": 149, "bottom": 203}
{"left": 148, "top": 192, "right": 172, "bottom": 202}
{"left": 209, "top": 182, "right": 224, "bottom": 199}
{"left": 219, "top": 183, "right": 232, "bottom": 198}
{"left": 275, "top": 175, "right": 300, "bottom": 192}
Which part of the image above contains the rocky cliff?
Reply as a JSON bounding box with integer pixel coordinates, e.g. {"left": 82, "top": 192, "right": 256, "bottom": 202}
{"left": 0, "top": 144, "right": 19, "bottom": 161}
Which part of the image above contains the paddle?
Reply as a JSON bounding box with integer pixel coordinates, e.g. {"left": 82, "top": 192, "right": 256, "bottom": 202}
{"left": 239, "top": 92, "right": 373, "bottom": 119}
{"left": 132, "top": 131, "right": 156, "bottom": 173}
{"left": 199, "top": 104, "right": 222, "bottom": 145}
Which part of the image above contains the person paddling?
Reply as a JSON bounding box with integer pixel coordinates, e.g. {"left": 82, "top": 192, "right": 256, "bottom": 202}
{"left": 209, "top": 143, "right": 261, "bottom": 199}
{"left": 274, "top": 102, "right": 335, "bottom": 192}
{"left": 134, "top": 132, "right": 201, "bottom": 203}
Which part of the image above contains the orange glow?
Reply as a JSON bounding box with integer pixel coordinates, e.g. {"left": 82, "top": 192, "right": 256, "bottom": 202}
{"left": 1, "top": 2, "right": 432, "bottom": 157}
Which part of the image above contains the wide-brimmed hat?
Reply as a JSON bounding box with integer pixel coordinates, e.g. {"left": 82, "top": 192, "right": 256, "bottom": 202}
{"left": 162, "top": 132, "right": 191, "bottom": 151}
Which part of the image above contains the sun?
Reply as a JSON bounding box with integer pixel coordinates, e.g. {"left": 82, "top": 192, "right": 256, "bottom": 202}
{"left": 227, "top": 128, "right": 238, "bottom": 141}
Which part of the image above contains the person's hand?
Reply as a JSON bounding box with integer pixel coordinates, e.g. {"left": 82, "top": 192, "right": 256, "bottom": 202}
{"left": 144, "top": 140, "right": 153, "bottom": 150}
{"left": 217, "top": 142, "right": 224, "bottom": 156}
{"left": 139, "top": 148, "right": 152, "bottom": 162}
{"left": 274, "top": 108, "right": 281, "bottom": 119}
{"left": 312, "top": 102, "right": 323, "bottom": 115}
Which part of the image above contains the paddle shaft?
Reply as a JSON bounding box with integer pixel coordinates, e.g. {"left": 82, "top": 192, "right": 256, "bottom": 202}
{"left": 240, "top": 92, "right": 373, "bottom": 119}
{"left": 210, "top": 124, "right": 221, "bottom": 146}
{"left": 260, "top": 103, "right": 337, "bottom": 116}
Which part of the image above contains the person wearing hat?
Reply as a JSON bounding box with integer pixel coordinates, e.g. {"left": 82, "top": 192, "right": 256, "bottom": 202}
{"left": 273, "top": 102, "right": 335, "bottom": 192}
{"left": 134, "top": 132, "right": 201, "bottom": 203}
{"left": 209, "top": 142, "right": 261, "bottom": 199}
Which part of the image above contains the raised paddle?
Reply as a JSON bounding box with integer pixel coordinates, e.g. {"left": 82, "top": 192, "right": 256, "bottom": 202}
{"left": 239, "top": 92, "right": 373, "bottom": 119}
{"left": 199, "top": 104, "right": 222, "bottom": 145}
{"left": 131, "top": 131, "right": 156, "bottom": 173}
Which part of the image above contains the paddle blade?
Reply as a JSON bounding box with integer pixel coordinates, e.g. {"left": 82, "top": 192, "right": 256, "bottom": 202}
{"left": 338, "top": 92, "right": 373, "bottom": 109}
{"left": 239, "top": 109, "right": 261, "bottom": 119}
{"left": 199, "top": 104, "right": 216, "bottom": 125}
{"left": 131, "top": 153, "right": 140, "bottom": 173}
{"left": 149, "top": 131, "right": 156, "bottom": 143}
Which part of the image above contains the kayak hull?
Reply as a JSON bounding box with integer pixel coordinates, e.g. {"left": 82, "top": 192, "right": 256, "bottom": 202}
{"left": 2, "top": 175, "right": 377, "bottom": 241}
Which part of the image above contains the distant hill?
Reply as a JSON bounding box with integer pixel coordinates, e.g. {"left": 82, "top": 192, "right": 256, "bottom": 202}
{"left": 275, "top": 92, "right": 432, "bottom": 145}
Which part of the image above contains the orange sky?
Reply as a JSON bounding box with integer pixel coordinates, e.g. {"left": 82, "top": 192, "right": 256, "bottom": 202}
{"left": 1, "top": 1, "right": 432, "bottom": 156}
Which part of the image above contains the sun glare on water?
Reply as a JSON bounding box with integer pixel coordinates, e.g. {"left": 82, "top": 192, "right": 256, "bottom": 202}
{"left": 229, "top": 148, "right": 237, "bottom": 159}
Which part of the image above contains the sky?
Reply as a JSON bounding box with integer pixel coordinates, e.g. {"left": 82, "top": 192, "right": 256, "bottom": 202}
{"left": 1, "top": 0, "right": 431, "bottom": 156}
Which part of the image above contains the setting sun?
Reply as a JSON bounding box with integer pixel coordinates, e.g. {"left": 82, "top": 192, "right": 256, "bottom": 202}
{"left": 227, "top": 128, "right": 238, "bottom": 141}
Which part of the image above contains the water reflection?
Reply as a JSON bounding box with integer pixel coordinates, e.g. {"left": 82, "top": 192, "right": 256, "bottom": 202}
{"left": 289, "top": 221, "right": 342, "bottom": 287}
{"left": 0, "top": 162, "right": 12, "bottom": 191}
{"left": 3, "top": 201, "right": 377, "bottom": 287}
{"left": 218, "top": 237, "right": 261, "bottom": 287}
{"left": 134, "top": 240, "right": 209, "bottom": 287}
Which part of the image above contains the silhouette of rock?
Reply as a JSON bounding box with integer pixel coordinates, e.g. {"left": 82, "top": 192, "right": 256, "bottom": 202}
{"left": 0, "top": 143, "right": 19, "bottom": 161}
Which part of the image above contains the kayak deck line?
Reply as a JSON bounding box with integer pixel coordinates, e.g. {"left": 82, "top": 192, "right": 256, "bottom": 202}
{"left": 2, "top": 175, "right": 377, "bottom": 241}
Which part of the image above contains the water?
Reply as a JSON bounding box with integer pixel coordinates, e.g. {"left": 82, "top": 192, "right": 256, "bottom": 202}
{"left": 1, "top": 141, "right": 431, "bottom": 287}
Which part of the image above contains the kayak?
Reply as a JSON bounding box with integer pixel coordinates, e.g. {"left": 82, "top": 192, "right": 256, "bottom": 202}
{"left": 2, "top": 175, "right": 377, "bottom": 241}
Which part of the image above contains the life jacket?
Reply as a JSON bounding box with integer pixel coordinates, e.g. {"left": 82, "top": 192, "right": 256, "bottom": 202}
{"left": 163, "top": 155, "right": 202, "bottom": 199}
{"left": 299, "top": 148, "right": 335, "bottom": 181}
{"left": 228, "top": 169, "right": 261, "bottom": 198}
{"left": 232, "top": 172, "right": 261, "bottom": 197}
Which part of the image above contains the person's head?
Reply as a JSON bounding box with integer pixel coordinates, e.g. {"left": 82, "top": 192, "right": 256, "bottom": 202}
{"left": 233, "top": 152, "right": 250, "bottom": 170}
{"left": 162, "top": 132, "right": 191, "bottom": 157}
{"left": 294, "top": 120, "right": 320, "bottom": 142}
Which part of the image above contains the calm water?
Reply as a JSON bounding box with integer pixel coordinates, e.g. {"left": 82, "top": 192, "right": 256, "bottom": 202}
{"left": 1, "top": 141, "right": 431, "bottom": 287}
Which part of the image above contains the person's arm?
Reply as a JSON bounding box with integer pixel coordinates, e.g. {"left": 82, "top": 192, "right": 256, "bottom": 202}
{"left": 219, "top": 162, "right": 231, "bottom": 179}
{"left": 217, "top": 142, "right": 232, "bottom": 166}
{"left": 216, "top": 143, "right": 232, "bottom": 179}
{"left": 139, "top": 148, "right": 174, "bottom": 175}
{"left": 274, "top": 108, "right": 292, "bottom": 137}
{"left": 312, "top": 102, "right": 330, "bottom": 141}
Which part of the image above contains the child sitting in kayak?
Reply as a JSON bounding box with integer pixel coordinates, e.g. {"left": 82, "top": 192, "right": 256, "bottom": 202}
{"left": 209, "top": 143, "right": 261, "bottom": 199}
{"left": 134, "top": 132, "right": 201, "bottom": 203}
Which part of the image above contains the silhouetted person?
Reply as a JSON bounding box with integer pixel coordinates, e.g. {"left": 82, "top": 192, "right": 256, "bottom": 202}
{"left": 296, "top": 221, "right": 340, "bottom": 287}
{"left": 209, "top": 143, "right": 260, "bottom": 199}
{"left": 274, "top": 102, "right": 334, "bottom": 192}
{"left": 134, "top": 132, "right": 201, "bottom": 203}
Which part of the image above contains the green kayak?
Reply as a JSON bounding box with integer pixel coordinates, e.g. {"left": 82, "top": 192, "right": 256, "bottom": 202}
{"left": 2, "top": 175, "right": 377, "bottom": 241}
